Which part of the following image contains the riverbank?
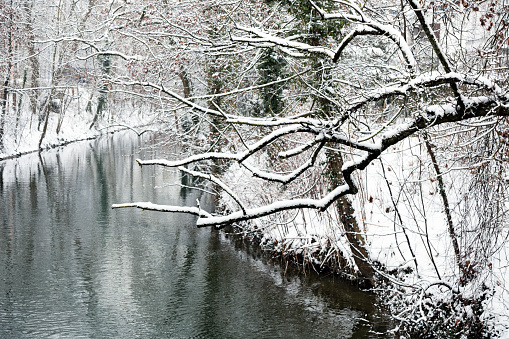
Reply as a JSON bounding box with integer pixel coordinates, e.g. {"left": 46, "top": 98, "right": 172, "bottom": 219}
{"left": 3, "top": 119, "right": 507, "bottom": 337}
{"left": 0, "top": 109, "right": 155, "bottom": 161}
{"left": 216, "top": 136, "right": 509, "bottom": 338}
{"left": 0, "top": 79, "right": 158, "bottom": 162}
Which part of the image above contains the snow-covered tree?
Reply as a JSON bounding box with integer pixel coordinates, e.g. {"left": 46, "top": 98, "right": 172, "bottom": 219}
{"left": 111, "top": 0, "right": 509, "bottom": 335}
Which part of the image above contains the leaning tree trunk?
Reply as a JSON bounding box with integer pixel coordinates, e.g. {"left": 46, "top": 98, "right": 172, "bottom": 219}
{"left": 326, "top": 149, "right": 375, "bottom": 287}
{"left": 178, "top": 66, "right": 195, "bottom": 138}
{"left": 288, "top": 4, "right": 376, "bottom": 285}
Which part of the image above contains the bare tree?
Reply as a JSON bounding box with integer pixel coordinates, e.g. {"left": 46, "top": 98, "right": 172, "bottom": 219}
{"left": 104, "top": 0, "right": 508, "bottom": 335}
{"left": 113, "top": 0, "right": 507, "bottom": 243}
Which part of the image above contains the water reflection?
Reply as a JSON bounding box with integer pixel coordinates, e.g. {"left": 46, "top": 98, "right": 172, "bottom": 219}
{"left": 0, "top": 132, "right": 389, "bottom": 338}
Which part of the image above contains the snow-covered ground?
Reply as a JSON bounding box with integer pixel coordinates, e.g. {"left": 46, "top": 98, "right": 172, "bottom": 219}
{"left": 217, "top": 132, "right": 509, "bottom": 337}
{"left": 0, "top": 87, "right": 156, "bottom": 160}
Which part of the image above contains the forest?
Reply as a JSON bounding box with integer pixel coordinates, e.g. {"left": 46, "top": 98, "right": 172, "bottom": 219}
{"left": 2, "top": 0, "right": 509, "bottom": 337}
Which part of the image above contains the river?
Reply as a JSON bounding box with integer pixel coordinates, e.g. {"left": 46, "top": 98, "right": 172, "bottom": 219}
{"left": 0, "top": 132, "right": 389, "bottom": 338}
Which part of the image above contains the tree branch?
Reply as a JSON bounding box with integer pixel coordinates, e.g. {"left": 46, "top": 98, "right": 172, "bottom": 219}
{"left": 116, "top": 95, "right": 509, "bottom": 227}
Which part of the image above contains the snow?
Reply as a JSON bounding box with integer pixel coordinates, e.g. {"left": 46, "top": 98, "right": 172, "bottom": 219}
{"left": 112, "top": 201, "right": 213, "bottom": 218}
{"left": 0, "top": 86, "right": 155, "bottom": 161}
{"left": 214, "top": 133, "right": 509, "bottom": 337}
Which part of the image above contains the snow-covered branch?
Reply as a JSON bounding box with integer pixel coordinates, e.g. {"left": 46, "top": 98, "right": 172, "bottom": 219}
{"left": 118, "top": 92, "right": 509, "bottom": 227}
{"left": 232, "top": 25, "right": 335, "bottom": 59}
{"left": 349, "top": 72, "right": 507, "bottom": 112}
{"left": 111, "top": 202, "right": 213, "bottom": 218}
{"left": 137, "top": 125, "right": 310, "bottom": 169}
{"left": 178, "top": 166, "right": 247, "bottom": 215}
{"left": 311, "top": 0, "right": 415, "bottom": 69}
{"left": 241, "top": 141, "right": 325, "bottom": 183}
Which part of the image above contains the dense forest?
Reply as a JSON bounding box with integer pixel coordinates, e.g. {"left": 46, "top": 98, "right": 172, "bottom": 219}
{"left": 2, "top": 0, "right": 509, "bottom": 337}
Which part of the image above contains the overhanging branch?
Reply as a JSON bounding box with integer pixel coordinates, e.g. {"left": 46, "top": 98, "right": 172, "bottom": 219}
{"left": 114, "top": 95, "right": 509, "bottom": 227}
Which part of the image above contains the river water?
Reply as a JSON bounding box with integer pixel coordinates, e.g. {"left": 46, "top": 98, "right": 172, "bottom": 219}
{"left": 0, "top": 132, "right": 389, "bottom": 338}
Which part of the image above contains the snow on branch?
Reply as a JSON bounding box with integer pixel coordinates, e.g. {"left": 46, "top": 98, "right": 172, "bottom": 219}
{"left": 76, "top": 50, "right": 145, "bottom": 61}
{"left": 407, "top": 0, "right": 465, "bottom": 110}
{"left": 333, "top": 25, "right": 382, "bottom": 62}
{"left": 310, "top": 0, "right": 416, "bottom": 69}
{"left": 115, "top": 92, "right": 509, "bottom": 227}
{"left": 231, "top": 25, "right": 335, "bottom": 59}
{"left": 137, "top": 125, "right": 309, "bottom": 169}
{"left": 224, "top": 116, "right": 324, "bottom": 127}
{"left": 241, "top": 141, "right": 325, "bottom": 183}
{"left": 278, "top": 140, "right": 319, "bottom": 158}
{"left": 186, "top": 69, "right": 309, "bottom": 101}
{"left": 349, "top": 72, "right": 507, "bottom": 112}
{"left": 111, "top": 202, "right": 213, "bottom": 218}
{"left": 310, "top": 0, "right": 364, "bottom": 22}
{"left": 118, "top": 80, "right": 225, "bottom": 117}
{"left": 178, "top": 166, "right": 247, "bottom": 215}
{"left": 118, "top": 80, "right": 328, "bottom": 127}
{"left": 407, "top": 0, "right": 451, "bottom": 73}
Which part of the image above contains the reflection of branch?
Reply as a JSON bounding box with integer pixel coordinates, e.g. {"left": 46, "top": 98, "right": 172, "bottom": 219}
{"left": 178, "top": 166, "right": 247, "bottom": 215}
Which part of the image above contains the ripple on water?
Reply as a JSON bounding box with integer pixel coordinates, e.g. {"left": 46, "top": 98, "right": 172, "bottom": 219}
{"left": 0, "top": 133, "right": 390, "bottom": 338}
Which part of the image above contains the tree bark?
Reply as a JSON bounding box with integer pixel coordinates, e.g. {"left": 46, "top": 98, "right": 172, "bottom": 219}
{"left": 0, "top": 6, "right": 13, "bottom": 152}
{"left": 24, "top": 0, "right": 40, "bottom": 123}
{"left": 326, "top": 149, "right": 375, "bottom": 286}
{"left": 424, "top": 133, "right": 464, "bottom": 280}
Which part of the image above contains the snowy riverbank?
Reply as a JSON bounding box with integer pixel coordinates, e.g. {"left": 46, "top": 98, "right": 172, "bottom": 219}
{"left": 3, "top": 109, "right": 507, "bottom": 337}
{"left": 0, "top": 87, "right": 156, "bottom": 161}
{"left": 217, "top": 135, "right": 509, "bottom": 338}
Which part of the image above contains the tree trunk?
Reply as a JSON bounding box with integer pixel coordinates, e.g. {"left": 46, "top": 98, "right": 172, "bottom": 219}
{"left": 89, "top": 90, "right": 107, "bottom": 129}
{"left": 38, "top": 88, "right": 54, "bottom": 150}
{"left": 24, "top": 0, "right": 40, "bottom": 123}
{"left": 326, "top": 149, "right": 375, "bottom": 287}
{"left": 178, "top": 67, "right": 192, "bottom": 99}
{"left": 178, "top": 66, "right": 195, "bottom": 137}
{"left": 0, "top": 12, "right": 13, "bottom": 152}
{"left": 14, "top": 69, "right": 28, "bottom": 143}
{"left": 0, "top": 76, "right": 9, "bottom": 152}
{"left": 90, "top": 47, "right": 111, "bottom": 129}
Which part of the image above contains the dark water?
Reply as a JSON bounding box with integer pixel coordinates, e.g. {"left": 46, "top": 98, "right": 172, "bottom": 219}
{"left": 0, "top": 132, "right": 389, "bottom": 338}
